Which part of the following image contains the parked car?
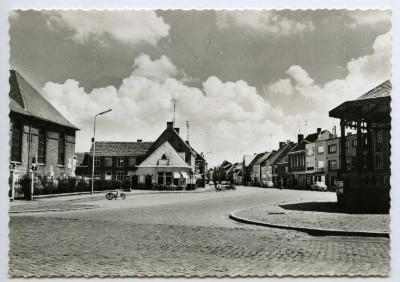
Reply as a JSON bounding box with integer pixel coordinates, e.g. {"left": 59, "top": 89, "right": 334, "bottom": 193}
{"left": 262, "top": 181, "right": 274, "bottom": 188}
{"left": 311, "top": 181, "right": 328, "bottom": 191}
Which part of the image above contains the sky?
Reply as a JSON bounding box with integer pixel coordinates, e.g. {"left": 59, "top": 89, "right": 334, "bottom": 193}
{"left": 9, "top": 10, "right": 392, "bottom": 166}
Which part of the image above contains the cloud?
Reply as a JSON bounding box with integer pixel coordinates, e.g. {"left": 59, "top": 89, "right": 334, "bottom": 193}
{"left": 263, "top": 30, "right": 391, "bottom": 135}
{"left": 132, "top": 54, "right": 179, "bottom": 82}
{"left": 45, "top": 10, "right": 170, "bottom": 45}
{"left": 42, "top": 54, "right": 287, "bottom": 165}
{"left": 216, "top": 11, "right": 314, "bottom": 35}
{"left": 346, "top": 10, "right": 391, "bottom": 28}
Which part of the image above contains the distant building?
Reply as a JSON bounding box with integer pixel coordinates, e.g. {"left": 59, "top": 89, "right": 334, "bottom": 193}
{"left": 288, "top": 130, "right": 328, "bottom": 189}
{"left": 270, "top": 141, "right": 294, "bottom": 187}
{"left": 9, "top": 70, "right": 79, "bottom": 193}
{"left": 329, "top": 80, "right": 391, "bottom": 212}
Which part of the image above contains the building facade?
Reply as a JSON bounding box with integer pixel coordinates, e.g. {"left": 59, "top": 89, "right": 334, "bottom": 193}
{"left": 9, "top": 70, "right": 78, "bottom": 198}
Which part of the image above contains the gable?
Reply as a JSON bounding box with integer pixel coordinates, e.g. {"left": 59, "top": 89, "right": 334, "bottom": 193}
{"left": 137, "top": 141, "right": 191, "bottom": 168}
{"left": 145, "top": 126, "right": 195, "bottom": 161}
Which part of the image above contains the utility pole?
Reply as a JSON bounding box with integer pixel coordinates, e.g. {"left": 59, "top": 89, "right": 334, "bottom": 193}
{"left": 297, "top": 121, "right": 301, "bottom": 133}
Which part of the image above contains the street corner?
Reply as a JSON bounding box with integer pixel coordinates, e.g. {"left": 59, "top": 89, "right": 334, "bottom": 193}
{"left": 230, "top": 200, "right": 390, "bottom": 237}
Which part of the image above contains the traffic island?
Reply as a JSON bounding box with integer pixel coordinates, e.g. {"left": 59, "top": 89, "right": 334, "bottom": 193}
{"left": 230, "top": 200, "right": 389, "bottom": 237}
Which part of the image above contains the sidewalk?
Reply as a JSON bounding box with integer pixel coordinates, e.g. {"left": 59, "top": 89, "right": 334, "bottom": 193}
{"left": 9, "top": 186, "right": 214, "bottom": 213}
{"left": 230, "top": 199, "right": 389, "bottom": 237}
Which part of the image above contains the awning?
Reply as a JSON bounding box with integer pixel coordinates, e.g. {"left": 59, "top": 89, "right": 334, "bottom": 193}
{"left": 180, "top": 171, "right": 189, "bottom": 179}
{"left": 173, "top": 172, "right": 180, "bottom": 179}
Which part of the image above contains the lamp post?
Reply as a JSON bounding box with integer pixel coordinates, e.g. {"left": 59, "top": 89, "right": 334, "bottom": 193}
{"left": 91, "top": 109, "right": 112, "bottom": 194}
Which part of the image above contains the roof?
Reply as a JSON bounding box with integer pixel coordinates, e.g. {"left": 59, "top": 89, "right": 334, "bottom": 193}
{"left": 145, "top": 123, "right": 204, "bottom": 163}
{"left": 289, "top": 131, "right": 324, "bottom": 153}
{"left": 75, "top": 152, "right": 89, "bottom": 167}
{"left": 270, "top": 143, "right": 294, "bottom": 165}
{"left": 136, "top": 141, "right": 191, "bottom": 169}
{"left": 255, "top": 151, "right": 274, "bottom": 165}
{"left": 250, "top": 152, "right": 269, "bottom": 166}
{"left": 357, "top": 80, "right": 391, "bottom": 100}
{"left": 329, "top": 80, "right": 391, "bottom": 120}
{"left": 90, "top": 141, "right": 153, "bottom": 156}
{"left": 9, "top": 70, "right": 78, "bottom": 130}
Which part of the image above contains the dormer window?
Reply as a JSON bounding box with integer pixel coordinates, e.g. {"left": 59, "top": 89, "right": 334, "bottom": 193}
{"left": 161, "top": 154, "right": 167, "bottom": 160}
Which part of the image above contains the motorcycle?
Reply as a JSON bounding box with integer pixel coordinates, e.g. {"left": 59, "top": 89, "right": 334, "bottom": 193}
{"left": 105, "top": 190, "right": 126, "bottom": 200}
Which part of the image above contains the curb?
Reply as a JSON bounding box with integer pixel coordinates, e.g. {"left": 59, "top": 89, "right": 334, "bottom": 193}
{"left": 229, "top": 210, "right": 389, "bottom": 238}
{"left": 9, "top": 206, "right": 99, "bottom": 214}
{"left": 31, "top": 187, "right": 213, "bottom": 200}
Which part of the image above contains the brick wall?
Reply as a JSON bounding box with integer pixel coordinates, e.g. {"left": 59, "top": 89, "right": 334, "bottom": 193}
{"left": 9, "top": 114, "right": 76, "bottom": 179}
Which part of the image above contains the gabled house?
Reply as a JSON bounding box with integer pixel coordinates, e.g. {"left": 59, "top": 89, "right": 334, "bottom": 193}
{"left": 9, "top": 70, "right": 79, "bottom": 185}
{"left": 132, "top": 121, "right": 206, "bottom": 189}
{"left": 270, "top": 141, "right": 294, "bottom": 186}
{"left": 288, "top": 130, "right": 328, "bottom": 189}
{"left": 249, "top": 152, "right": 270, "bottom": 186}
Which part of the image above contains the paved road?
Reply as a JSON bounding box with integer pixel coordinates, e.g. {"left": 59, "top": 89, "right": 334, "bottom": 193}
{"left": 9, "top": 186, "right": 390, "bottom": 277}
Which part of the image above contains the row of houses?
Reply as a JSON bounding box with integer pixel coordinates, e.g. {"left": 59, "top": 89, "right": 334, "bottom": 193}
{"left": 9, "top": 70, "right": 207, "bottom": 197}
{"left": 213, "top": 80, "right": 391, "bottom": 212}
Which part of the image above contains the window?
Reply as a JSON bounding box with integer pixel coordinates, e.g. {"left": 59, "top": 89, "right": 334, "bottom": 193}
{"left": 93, "top": 171, "right": 100, "bottom": 179}
{"left": 328, "top": 144, "right": 337, "bottom": 154}
{"left": 317, "top": 146, "right": 324, "bottom": 153}
{"left": 307, "top": 148, "right": 314, "bottom": 156}
{"left": 117, "top": 157, "right": 124, "bottom": 167}
{"left": 346, "top": 141, "right": 349, "bottom": 148}
{"left": 38, "top": 128, "right": 46, "bottom": 164}
{"left": 158, "top": 172, "right": 164, "bottom": 185}
{"left": 165, "top": 172, "right": 172, "bottom": 185}
{"left": 11, "top": 121, "right": 22, "bottom": 162}
{"left": 58, "top": 133, "right": 65, "bottom": 166}
{"left": 104, "top": 157, "right": 112, "bottom": 167}
{"left": 94, "top": 157, "right": 100, "bottom": 167}
{"left": 328, "top": 160, "right": 337, "bottom": 170}
{"left": 105, "top": 171, "right": 112, "bottom": 180}
{"left": 352, "top": 139, "right": 357, "bottom": 147}
{"left": 116, "top": 171, "right": 124, "bottom": 181}
{"left": 128, "top": 157, "right": 136, "bottom": 167}
{"left": 318, "top": 160, "right": 325, "bottom": 168}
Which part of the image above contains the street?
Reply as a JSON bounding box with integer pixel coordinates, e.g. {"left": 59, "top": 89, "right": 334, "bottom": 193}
{"left": 9, "top": 186, "right": 390, "bottom": 277}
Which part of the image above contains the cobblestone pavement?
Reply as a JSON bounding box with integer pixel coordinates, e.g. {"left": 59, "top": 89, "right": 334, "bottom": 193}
{"left": 9, "top": 187, "right": 390, "bottom": 277}
{"left": 233, "top": 201, "right": 390, "bottom": 234}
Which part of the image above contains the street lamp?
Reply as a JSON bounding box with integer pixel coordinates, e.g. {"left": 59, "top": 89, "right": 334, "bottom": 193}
{"left": 91, "top": 109, "right": 112, "bottom": 194}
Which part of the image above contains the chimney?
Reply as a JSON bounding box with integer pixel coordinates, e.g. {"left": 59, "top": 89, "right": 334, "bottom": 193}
{"left": 297, "top": 134, "right": 304, "bottom": 143}
{"left": 137, "top": 139, "right": 142, "bottom": 142}
{"left": 174, "top": 127, "right": 180, "bottom": 134}
{"left": 167, "top": 121, "right": 174, "bottom": 129}
{"left": 317, "top": 128, "right": 322, "bottom": 134}
{"left": 279, "top": 142, "right": 285, "bottom": 149}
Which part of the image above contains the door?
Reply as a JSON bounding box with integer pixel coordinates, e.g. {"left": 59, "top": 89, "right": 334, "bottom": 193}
{"left": 145, "top": 175, "right": 152, "bottom": 189}
{"left": 132, "top": 175, "right": 138, "bottom": 189}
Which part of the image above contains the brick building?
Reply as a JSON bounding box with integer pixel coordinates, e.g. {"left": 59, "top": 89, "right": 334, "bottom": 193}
{"left": 9, "top": 70, "right": 78, "bottom": 199}
{"left": 9, "top": 70, "right": 78, "bottom": 189}
{"left": 78, "top": 121, "right": 206, "bottom": 189}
